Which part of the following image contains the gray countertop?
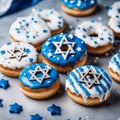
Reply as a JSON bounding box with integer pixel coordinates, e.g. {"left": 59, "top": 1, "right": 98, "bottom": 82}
{"left": 0, "top": 0, "right": 120, "bottom": 120}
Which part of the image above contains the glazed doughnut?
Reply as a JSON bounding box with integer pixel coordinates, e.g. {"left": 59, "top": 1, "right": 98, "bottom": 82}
{"left": 61, "top": 0, "right": 97, "bottom": 16}
{"left": 66, "top": 65, "right": 112, "bottom": 106}
{"left": 40, "top": 33, "right": 87, "bottom": 73}
{"left": 19, "top": 63, "right": 60, "bottom": 99}
{"left": 0, "top": 42, "right": 38, "bottom": 77}
{"left": 9, "top": 16, "right": 51, "bottom": 50}
{"left": 31, "top": 8, "right": 65, "bottom": 35}
{"left": 75, "top": 21, "right": 114, "bottom": 54}
{"left": 108, "top": 2, "right": 120, "bottom": 38}
{"left": 109, "top": 53, "right": 120, "bottom": 83}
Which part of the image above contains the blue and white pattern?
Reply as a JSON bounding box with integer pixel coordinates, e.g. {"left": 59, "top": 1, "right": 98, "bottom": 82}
{"left": 19, "top": 64, "right": 59, "bottom": 89}
{"left": 0, "top": 42, "right": 38, "bottom": 69}
{"left": 61, "top": 0, "right": 97, "bottom": 10}
{"left": 9, "top": 16, "right": 51, "bottom": 44}
{"left": 109, "top": 53, "right": 120, "bottom": 75}
{"left": 75, "top": 21, "right": 114, "bottom": 48}
{"left": 31, "top": 8, "right": 64, "bottom": 31}
{"left": 66, "top": 65, "right": 112, "bottom": 103}
{"left": 41, "top": 33, "right": 87, "bottom": 66}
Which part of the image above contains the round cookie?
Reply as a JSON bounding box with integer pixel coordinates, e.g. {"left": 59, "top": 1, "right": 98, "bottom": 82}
{"left": 75, "top": 21, "right": 114, "bottom": 54}
{"left": 9, "top": 16, "right": 51, "bottom": 50}
{"left": 0, "top": 42, "right": 38, "bottom": 77}
{"left": 31, "top": 8, "right": 65, "bottom": 35}
{"left": 19, "top": 63, "right": 60, "bottom": 99}
{"left": 109, "top": 53, "right": 120, "bottom": 82}
{"left": 61, "top": 0, "right": 97, "bottom": 16}
{"left": 108, "top": 2, "right": 120, "bottom": 38}
{"left": 66, "top": 65, "right": 112, "bottom": 106}
{"left": 40, "top": 33, "right": 87, "bottom": 73}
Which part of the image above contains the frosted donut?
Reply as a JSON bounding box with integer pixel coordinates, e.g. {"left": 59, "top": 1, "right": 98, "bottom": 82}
{"left": 31, "top": 8, "right": 65, "bottom": 35}
{"left": 108, "top": 2, "right": 120, "bottom": 19}
{"left": 75, "top": 21, "right": 114, "bottom": 54}
{"left": 0, "top": 42, "right": 38, "bottom": 77}
{"left": 109, "top": 53, "right": 120, "bottom": 83}
{"left": 9, "top": 16, "right": 51, "bottom": 50}
{"left": 61, "top": 0, "right": 97, "bottom": 16}
{"left": 66, "top": 65, "right": 112, "bottom": 106}
{"left": 108, "top": 18, "right": 120, "bottom": 38}
{"left": 19, "top": 63, "right": 60, "bottom": 99}
{"left": 40, "top": 33, "right": 87, "bottom": 73}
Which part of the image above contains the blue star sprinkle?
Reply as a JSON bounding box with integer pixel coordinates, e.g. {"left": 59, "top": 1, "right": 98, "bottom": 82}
{"left": 30, "top": 114, "right": 43, "bottom": 120}
{"left": 24, "top": 48, "right": 31, "bottom": 54}
{"left": 0, "top": 79, "right": 9, "bottom": 89}
{"left": 0, "top": 50, "right": 6, "bottom": 55}
{"left": 9, "top": 103, "right": 23, "bottom": 114}
{"left": 29, "top": 58, "right": 33, "bottom": 63}
{"left": 47, "top": 104, "right": 61, "bottom": 116}
{"left": 43, "top": 29, "right": 48, "bottom": 33}
{"left": 0, "top": 99, "right": 3, "bottom": 107}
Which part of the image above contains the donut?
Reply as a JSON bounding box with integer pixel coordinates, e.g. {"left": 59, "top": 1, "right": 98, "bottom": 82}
{"left": 108, "top": 2, "right": 120, "bottom": 38}
{"left": 40, "top": 33, "right": 87, "bottom": 73}
{"left": 9, "top": 16, "right": 51, "bottom": 50}
{"left": 109, "top": 53, "right": 120, "bottom": 83}
{"left": 66, "top": 65, "right": 112, "bottom": 106}
{"left": 0, "top": 42, "right": 38, "bottom": 77}
{"left": 19, "top": 63, "right": 60, "bottom": 99}
{"left": 75, "top": 21, "right": 114, "bottom": 54}
{"left": 61, "top": 0, "right": 97, "bottom": 16}
{"left": 31, "top": 8, "right": 65, "bottom": 35}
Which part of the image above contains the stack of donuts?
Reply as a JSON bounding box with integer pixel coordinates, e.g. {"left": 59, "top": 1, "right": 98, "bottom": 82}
{"left": 0, "top": 0, "right": 120, "bottom": 107}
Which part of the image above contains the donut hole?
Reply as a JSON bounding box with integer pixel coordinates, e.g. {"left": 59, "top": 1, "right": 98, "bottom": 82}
{"left": 61, "top": 44, "right": 68, "bottom": 51}
{"left": 88, "top": 33, "right": 98, "bottom": 37}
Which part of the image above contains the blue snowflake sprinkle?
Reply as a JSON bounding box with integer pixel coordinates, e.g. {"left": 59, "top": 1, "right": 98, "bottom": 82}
{"left": 30, "top": 114, "right": 43, "bottom": 120}
{"left": 47, "top": 104, "right": 61, "bottom": 116}
{"left": 9, "top": 103, "right": 23, "bottom": 114}
{"left": 0, "top": 50, "right": 6, "bottom": 55}
{"left": 0, "top": 79, "right": 9, "bottom": 89}
{"left": 0, "top": 99, "right": 3, "bottom": 107}
{"left": 43, "top": 29, "right": 48, "bottom": 33}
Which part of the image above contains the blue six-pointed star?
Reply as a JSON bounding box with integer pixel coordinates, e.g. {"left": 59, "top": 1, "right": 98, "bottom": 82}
{"left": 9, "top": 103, "right": 23, "bottom": 113}
{"left": 30, "top": 114, "right": 43, "bottom": 120}
{"left": 47, "top": 104, "right": 61, "bottom": 115}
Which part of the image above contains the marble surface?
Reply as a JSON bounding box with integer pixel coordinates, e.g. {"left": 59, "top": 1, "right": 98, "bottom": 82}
{"left": 0, "top": 0, "right": 120, "bottom": 120}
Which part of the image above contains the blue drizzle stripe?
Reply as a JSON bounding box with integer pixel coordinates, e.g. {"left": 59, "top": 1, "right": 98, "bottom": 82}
{"left": 66, "top": 75, "right": 79, "bottom": 94}
{"left": 71, "top": 69, "right": 90, "bottom": 97}
{"left": 94, "top": 86, "right": 102, "bottom": 95}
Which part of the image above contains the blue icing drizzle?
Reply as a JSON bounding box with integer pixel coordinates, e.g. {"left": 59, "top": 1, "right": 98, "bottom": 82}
{"left": 61, "top": 0, "right": 97, "bottom": 10}
{"left": 41, "top": 33, "right": 87, "bottom": 66}
{"left": 66, "top": 65, "right": 112, "bottom": 97}
{"left": 19, "top": 64, "right": 59, "bottom": 89}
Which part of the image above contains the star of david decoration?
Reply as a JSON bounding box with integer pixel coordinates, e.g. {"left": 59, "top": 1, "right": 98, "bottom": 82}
{"left": 7, "top": 47, "right": 27, "bottom": 61}
{"left": 79, "top": 68, "right": 102, "bottom": 89}
{"left": 53, "top": 35, "right": 76, "bottom": 60}
{"left": 29, "top": 66, "right": 51, "bottom": 84}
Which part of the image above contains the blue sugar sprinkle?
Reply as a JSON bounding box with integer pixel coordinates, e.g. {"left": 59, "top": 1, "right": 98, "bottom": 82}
{"left": 26, "top": 31, "right": 29, "bottom": 34}
{"left": 26, "top": 23, "right": 29, "bottom": 27}
{"left": 31, "top": 18, "right": 34, "bottom": 20}
{"left": 50, "top": 11, "right": 54, "bottom": 14}
{"left": 117, "top": 24, "right": 120, "bottom": 28}
{"left": 33, "top": 36, "right": 36, "bottom": 38}
{"left": 22, "top": 19, "right": 25, "bottom": 22}
{"left": 43, "top": 29, "right": 48, "bottom": 33}
{"left": 58, "top": 16, "right": 62, "bottom": 19}
{"left": 82, "top": 28, "right": 86, "bottom": 32}
{"left": 118, "top": 8, "right": 120, "bottom": 14}
{"left": 100, "top": 38, "right": 104, "bottom": 40}
{"left": 34, "top": 20, "right": 38, "bottom": 23}
{"left": 108, "top": 37, "right": 112, "bottom": 41}
{"left": 116, "top": 15, "right": 119, "bottom": 18}
{"left": 39, "top": 9, "right": 42, "bottom": 12}
{"left": 94, "top": 41, "right": 98, "bottom": 44}
{"left": 6, "top": 42, "right": 11, "bottom": 45}
{"left": 26, "top": 35, "right": 30, "bottom": 38}
{"left": 19, "top": 22, "right": 22, "bottom": 24}
{"left": 108, "top": 6, "right": 112, "bottom": 10}
{"left": 57, "top": 25, "right": 61, "bottom": 28}
{"left": 0, "top": 50, "right": 6, "bottom": 55}
{"left": 30, "top": 114, "right": 43, "bottom": 120}
{"left": 0, "top": 99, "right": 3, "bottom": 107}
{"left": 58, "top": 21, "right": 61, "bottom": 24}
{"left": 17, "top": 31, "right": 20, "bottom": 33}
{"left": 29, "top": 58, "right": 33, "bottom": 63}
{"left": 24, "top": 48, "right": 31, "bottom": 53}
{"left": 83, "top": 34, "right": 86, "bottom": 38}
{"left": 89, "top": 26, "right": 93, "bottom": 29}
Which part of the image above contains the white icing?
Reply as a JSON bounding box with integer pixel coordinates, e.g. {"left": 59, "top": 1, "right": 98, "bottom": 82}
{"left": 31, "top": 8, "right": 64, "bottom": 31}
{"left": 108, "top": 2, "right": 120, "bottom": 18}
{"left": 66, "top": 66, "right": 112, "bottom": 103}
{"left": 9, "top": 16, "right": 51, "bottom": 44}
{"left": 109, "top": 53, "right": 120, "bottom": 74}
{"left": 75, "top": 21, "right": 114, "bottom": 48}
{"left": 0, "top": 42, "right": 38, "bottom": 69}
{"left": 108, "top": 17, "right": 120, "bottom": 33}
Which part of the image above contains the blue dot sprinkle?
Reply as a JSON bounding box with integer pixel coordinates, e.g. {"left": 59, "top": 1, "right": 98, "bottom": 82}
{"left": 100, "top": 38, "right": 104, "bottom": 40}
{"left": 118, "top": 8, "right": 120, "bottom": 14}
{"left": 0, "top": 99, "right": 3, "bottom": 107}
{"left": 33, "top": 36, "right": 36, "bottom": 38}
{"left": 58, "top": 22, "right": 61, "bottom": 24}
{"left": 94, "top": 41, "right": 98, "bottom": 44}
{"left": 108, "top": 37, "right": 112, "bottom": 41}
{"left": 117, "top": 24, "right": 120, "bottom": 28}
{"left": 82, "top": 28, "right": 87, "bottom": 32}
{"left": 31, "top": 18, "right": 34, "bottom": 20}
{"left": 26, "top": 35, "right": 30, "bottom": 38}
{"left": 29, "top": 58, "right": 33, "bottom": 63}
{"left": 39, "top": 9, "right": 42, "bottom": 12}
{"left": 43, "top": 30, "right": 48, "bottom": 33}
{"left": 0, "top": 50, "right": 6, "bottom": 55}
{"left": 6, "top": 42, "right": 11, "bottom": 45}
{"left": 24, "top": 48, "right": 31, "bottom": 53}
{"left": 83, "top": 34, "right": 86, "bottom": 38}
{"left": 116, "top": 15, "right": 119, "bottom": 18}
{"left": 58, "top": 16, "right": 62, "bottom": 19}
{"left": 22, "top": 19, "right": 25, "bottom": 22}
{"left": 57, "top": 25, "right": 61, "bottom": 28}
{"left": 19, "top": 22, "right": 22, "bottom": 24}
{"left": 26, "top": 23, "right": 29, "bottom": 27}
{"left": 34, "top": 20, "right": 38, "bottom": 23}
